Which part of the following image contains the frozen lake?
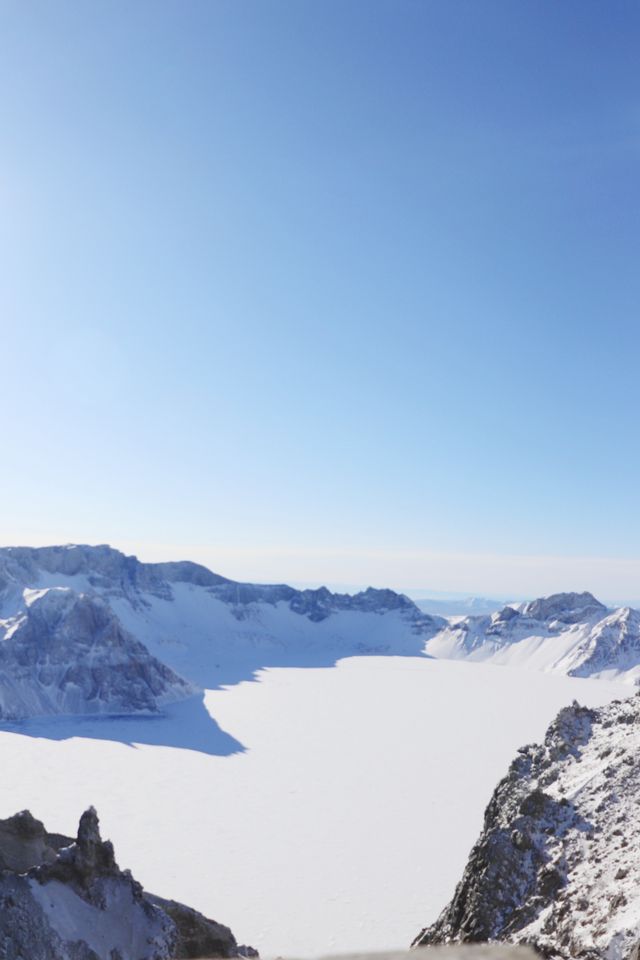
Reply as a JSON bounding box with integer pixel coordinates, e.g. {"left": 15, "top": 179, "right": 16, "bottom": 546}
{"left": 0, "top": 656, "right": 629, "bottom": 957}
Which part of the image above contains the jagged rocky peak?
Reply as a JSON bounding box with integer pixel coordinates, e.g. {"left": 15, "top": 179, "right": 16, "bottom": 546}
{"left": 0, "top": 586, "right": 192, "bottom": 720}
{"left": 491, "top": 605, "right": 520, "bottom": 624}
{"left": 413, "top": 693, "right": 640, "bottom": 960}
{"left": 0, "top": 805, "right": 253, "bottom": 959}
{"left": 0, "top": 809, "right": 72, "bottom": 872}
{"left": 522, "top": 591, "right": 606, "bottom": 624}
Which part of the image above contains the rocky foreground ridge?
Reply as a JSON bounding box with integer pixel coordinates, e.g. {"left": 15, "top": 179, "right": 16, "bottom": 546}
{"left": 0, "top": 805, "right": 254, "bottom": 959}
{"left": 413, "top": 693, "right": 640, "bottom": 960}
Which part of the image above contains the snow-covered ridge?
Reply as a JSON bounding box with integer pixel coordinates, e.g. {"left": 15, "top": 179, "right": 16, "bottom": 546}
{"left": 425, "top": 591, "right": 640, "bottom": 683}
{"left": 0, "top": 544, "right": 435, "bottom": 620}
{"left": 413, "top": 693, "right": 640, "bottom": 960}
{"left": 0, "top": 544, "right": 446, "bottom": 720}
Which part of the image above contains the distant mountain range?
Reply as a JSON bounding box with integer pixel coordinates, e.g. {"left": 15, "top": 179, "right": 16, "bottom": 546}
{"left": 426, "top": 591, "right": 640, "bottom": 682}
{"left": 1, "top": 545, "right": 640, "bottom": 722}
{"left": 414, "top": 596, "right": 507, "bottom": 617}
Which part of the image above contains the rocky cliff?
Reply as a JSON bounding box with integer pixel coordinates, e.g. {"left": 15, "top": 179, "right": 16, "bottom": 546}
{"left": 412, "top": 694, "right": 640, "bottom": 960}
{"left": 0, "top": 586, "right": 192, "bottom": 719}
{"left": 0, "top": 806, "right": 251, "bottom": 960}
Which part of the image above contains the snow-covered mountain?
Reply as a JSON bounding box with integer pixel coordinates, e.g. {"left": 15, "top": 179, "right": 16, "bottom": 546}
{"left": 0, "top": 544, "right": 444, "bottom": 719}
{"left": 425, "top": 591, "right": 640, "bottom": 683}
{"left": 413, "top": 693, "right": 640, "bottom": 960}
{"left": 0, "top": 805, "right": 250, "bottom": 959}
{"left": 6, "top": 545, "right": 640, "bottom": 725}
{"left": 0, "top": 587, "right": 191, "bottom": 720}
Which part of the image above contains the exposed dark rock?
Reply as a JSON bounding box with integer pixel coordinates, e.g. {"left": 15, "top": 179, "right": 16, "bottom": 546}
{"left": 412, "top": 696, "right": 640, "bottom": 960}
{"left": 0, "top": 806, "right": 254, "bottom": 960}
{"left": 148, "top": 893, "right": 238, "bottom": 959}
{"left": 0, "top": 809, "right": 72, "bottom": 872}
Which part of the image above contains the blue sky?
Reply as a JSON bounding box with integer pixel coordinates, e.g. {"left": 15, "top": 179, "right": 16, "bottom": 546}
{"left": 2, "top": 1, "right": 640, "bottom": 598}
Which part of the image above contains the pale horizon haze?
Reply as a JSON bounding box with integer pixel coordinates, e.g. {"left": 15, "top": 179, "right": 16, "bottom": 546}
{"left": 2, "top": 1, "right": 640, "bottom": 600}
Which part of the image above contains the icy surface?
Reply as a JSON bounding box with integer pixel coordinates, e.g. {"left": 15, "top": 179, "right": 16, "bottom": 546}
{"left": 0, "top": 656, "right": 626, "bottom": 958}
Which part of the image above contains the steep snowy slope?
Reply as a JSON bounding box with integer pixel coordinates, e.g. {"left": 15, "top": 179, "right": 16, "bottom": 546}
{"left": 0, "top": 587, "right": 191, "bottom": 719}
{"left": 413, "top": 693, "right": 640, "bottom": 960}
{"left": 0, "top": 544, "right": 445, "bottom": 696}
{"left": 426, "top": 592, "right": 640, "bottom": 683}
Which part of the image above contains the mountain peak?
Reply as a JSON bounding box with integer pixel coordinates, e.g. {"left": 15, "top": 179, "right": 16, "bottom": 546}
{"left": 522, "top": 591, "right": 606, "bottom": 623}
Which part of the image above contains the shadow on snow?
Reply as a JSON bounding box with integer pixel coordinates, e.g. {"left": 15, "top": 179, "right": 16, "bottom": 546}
{"left": 0, "top": 694, "right": 244, "bottom": 757}
{"left": 0, "top": 643, "right": 434, "bottom": 757}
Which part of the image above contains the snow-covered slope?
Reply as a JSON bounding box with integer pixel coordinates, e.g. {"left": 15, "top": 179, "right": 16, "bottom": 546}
{"left": 0, "top": 544, "right": 445, "bottom": 713}
{"left": 413, "top": 693, "right": 640, "bottom": 960}
{"left": 426, "top": 592, "right": 640, "bottom": 683}
{"left": 0, "top": 586, "right": 191, "bottom": 720}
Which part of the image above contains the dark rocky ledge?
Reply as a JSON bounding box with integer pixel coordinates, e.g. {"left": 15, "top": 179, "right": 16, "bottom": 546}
{"left": 0, "top": 806, "right": 255, "bottom": 960}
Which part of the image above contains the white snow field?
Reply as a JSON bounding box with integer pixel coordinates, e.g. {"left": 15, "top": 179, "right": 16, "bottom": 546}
{"left": 0, "top": 655, "right": 629, "bottom": 958}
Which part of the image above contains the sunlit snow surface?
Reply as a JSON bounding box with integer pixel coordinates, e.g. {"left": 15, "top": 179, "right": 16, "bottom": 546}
{"left": 0, "top": 656, "right": 628, "bottom": 958}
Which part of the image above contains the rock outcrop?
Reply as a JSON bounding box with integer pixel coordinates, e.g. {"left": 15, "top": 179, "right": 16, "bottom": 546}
{"left": 412, "top": 694, "right": 640, "bottom": 960}
{"left": 0, "top": 806, "right": 249, "bottom": 960}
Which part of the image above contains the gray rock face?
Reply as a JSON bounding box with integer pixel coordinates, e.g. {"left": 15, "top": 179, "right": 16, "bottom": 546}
{"left": 0, "top": 809, "right": 72, "bottom": 872}
{"left": 521, "top": 592, "right": 606, "bottom": 624}
{"left": 147, "top": 894, "right": 238, "bottom": 960}
{"left": 0, "top": 806, "right": 249, "bottom": 960}
{"left": 412, "top": 694, "right": 640, "bottom": 960}
{"left": 0, "top": 587, "right": 192, "bottom": 719}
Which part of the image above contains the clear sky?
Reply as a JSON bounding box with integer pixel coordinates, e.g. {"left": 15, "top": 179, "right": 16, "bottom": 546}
{"left": 2, "top": 1, "right": 640, "bottom": 599}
